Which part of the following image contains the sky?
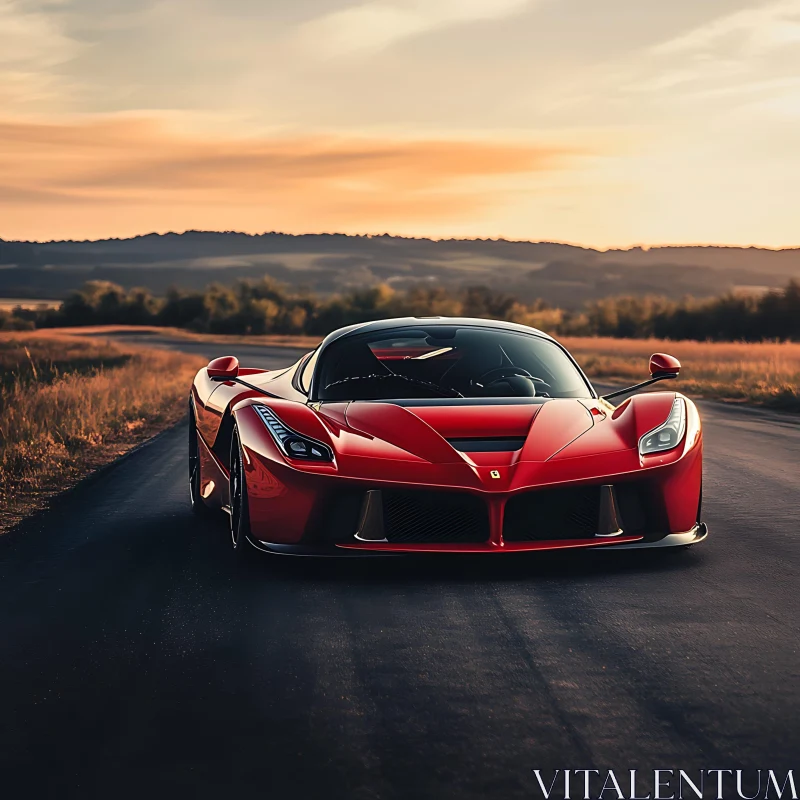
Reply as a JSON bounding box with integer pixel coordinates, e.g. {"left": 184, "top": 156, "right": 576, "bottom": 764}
{"left": 1, "top": 0, "right": 799, "bottom": 246}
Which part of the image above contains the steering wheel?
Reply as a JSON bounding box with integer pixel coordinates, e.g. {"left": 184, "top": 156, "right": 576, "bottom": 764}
{"left": 477, "top": 367, "right": 552, "bottom": 391}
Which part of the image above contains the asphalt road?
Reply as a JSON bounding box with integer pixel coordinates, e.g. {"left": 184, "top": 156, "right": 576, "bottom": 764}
{"left": 1, "top": 335, "right": 798, "bottom": 799}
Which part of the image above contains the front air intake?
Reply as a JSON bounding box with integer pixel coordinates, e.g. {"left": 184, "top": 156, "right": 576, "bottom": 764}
{"left": 380, "top": 489, "right": 489, "bottom": 543}
{"left": 503, "top": 486, "right": 602, "bottom": 541}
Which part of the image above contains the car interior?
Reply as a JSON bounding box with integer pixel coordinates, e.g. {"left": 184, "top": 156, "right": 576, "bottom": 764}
{"left": 315, "top": 326, "right": 593, "bottom": 401}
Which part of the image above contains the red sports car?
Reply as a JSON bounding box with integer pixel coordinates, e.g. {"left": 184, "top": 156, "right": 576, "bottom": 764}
{"left": 189, "top": 317, "right": 706, "bottom": 556}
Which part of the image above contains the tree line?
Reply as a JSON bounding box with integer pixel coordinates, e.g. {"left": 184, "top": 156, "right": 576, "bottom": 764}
{"left": 3, "top": 277, "right": 800, "bottom": 341}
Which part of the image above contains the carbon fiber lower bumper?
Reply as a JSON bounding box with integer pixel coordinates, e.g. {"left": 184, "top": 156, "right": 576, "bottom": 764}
{"left": 246, "top": 523, "right": 707, "bottom": 557}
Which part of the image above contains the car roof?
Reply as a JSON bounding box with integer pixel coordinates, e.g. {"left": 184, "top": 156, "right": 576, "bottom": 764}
{"left": 317, "top": 317, "right": 555, "bottom": 350}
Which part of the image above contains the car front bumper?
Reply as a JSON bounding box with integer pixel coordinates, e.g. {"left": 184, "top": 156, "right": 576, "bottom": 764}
{"left": 247, "top": 523, "right": 707, "bottom": 557}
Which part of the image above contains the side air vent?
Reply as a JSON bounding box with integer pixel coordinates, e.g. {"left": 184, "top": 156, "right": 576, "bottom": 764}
{"left": 446, "top": 437, "right": 526, "bottom": 452}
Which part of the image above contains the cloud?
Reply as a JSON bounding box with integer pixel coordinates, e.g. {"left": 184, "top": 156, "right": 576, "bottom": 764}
{"left": 0, "top": 0, "right": 77, "bottom": 68}
{"left": 618, "top": 1, "right": 800, "bottom": 110}
{"left": 653, "top": 0, "right": 800, "bottom": 57}
{"left": 295, "top": 0, "right": 534, "bottom": 58}
{"left": 0, "top": 0, "right": 81, "bottom": 110}
{"left": 0, "top": 115, "right": 582, "bottom": 239}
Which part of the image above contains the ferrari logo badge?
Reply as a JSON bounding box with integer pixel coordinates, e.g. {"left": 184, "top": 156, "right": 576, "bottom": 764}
{"left": 490, "top": 470, "right": 501, "bottom": 479}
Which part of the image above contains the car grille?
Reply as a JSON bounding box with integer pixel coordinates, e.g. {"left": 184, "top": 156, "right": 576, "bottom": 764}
{"left": 382, "top": 489, "right": 489, "bottom": 543}
{"left": 503, "top": 486, "right": 602, "bottom": 541}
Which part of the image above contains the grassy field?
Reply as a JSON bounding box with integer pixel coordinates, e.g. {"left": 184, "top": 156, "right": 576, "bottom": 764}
{"left": 0, "top": 331, "right": 205, "bottom": 533}
{"left": 54, "top": 326, "right": 800, "bottom": 410}
{"left": 561, "top": 336, "right": 800, "bottom": 410}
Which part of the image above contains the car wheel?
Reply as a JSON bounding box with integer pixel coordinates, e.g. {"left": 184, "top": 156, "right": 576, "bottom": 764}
{"left": 230, "top": 426, "right": 253, "bottom": 558}
{"left": 189, "top": 411, "right": 210, "bottom": 515}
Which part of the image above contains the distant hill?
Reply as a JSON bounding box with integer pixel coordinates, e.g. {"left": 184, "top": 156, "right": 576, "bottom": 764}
{"left": 1, "top": 231, "right": 797, "bottom": 309}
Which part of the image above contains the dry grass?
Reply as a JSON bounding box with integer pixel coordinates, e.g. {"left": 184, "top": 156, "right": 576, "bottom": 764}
{"left": 148, "top": 327, "right": 799, "bottom": 410}
{"left": 562, "top": 337, "right": 800, "bottom": 410}
{"left": 0, "top": 331, "right": 205, "bottom": 533}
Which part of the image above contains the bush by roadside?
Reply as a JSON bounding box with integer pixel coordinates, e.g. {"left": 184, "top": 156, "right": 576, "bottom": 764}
{"left": 0, "top": 332, "right": 205, "bottom": 533}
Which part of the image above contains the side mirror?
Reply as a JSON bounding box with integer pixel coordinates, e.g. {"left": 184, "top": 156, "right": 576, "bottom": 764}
{"left": 602, "top": 352, "right": 680, "bottom": 402}
{"left": 649, "top": 353, "right": 681, "bottom": 379}
{"left": 207, "top": 355, "right": 239, "bottom": 380}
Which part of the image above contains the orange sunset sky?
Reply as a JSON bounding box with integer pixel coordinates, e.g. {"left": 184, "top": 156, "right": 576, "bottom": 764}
{"left": 2, "top": 0, "right": 799, "bottom": 247}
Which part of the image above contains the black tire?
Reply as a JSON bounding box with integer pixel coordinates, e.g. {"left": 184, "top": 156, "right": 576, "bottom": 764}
{"left": 697, "top": 481, "right": 703, "bottom": 522}
{"left": 229, "top": 426, "right": 253, "bottom": 558}
{"left": 189, "top": 408, "right": 210, "bottom": 516}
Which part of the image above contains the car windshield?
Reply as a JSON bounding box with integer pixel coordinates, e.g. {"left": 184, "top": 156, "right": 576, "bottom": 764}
{"left": 314, "top": 326, "right": 593, "bottom": 401}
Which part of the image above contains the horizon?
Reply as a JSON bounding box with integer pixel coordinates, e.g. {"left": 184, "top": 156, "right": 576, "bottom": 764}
{"left": 3, "top": 228, "right": 798, "bottom": 253}
{"left": 2, "top": 1, "right": 800, "bottom": 247}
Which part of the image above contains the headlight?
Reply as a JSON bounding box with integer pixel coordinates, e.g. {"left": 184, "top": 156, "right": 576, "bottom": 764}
{"left": 639, "top": 398, "right": 686, "bottom": 455}
{"left": 254, "top": 406, "right": 333, "bottom": 462}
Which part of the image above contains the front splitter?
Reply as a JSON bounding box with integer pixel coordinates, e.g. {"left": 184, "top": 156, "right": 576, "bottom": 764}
{"left": 248, "top": 524, "right": 706, "bottom": 557}
{"left": 335, "top": 535, "right": 644, "bottom": 554}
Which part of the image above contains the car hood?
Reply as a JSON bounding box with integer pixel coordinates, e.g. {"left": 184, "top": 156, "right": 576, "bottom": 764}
{"left": 336, "top": 400, "right": 595, "bottom": 464}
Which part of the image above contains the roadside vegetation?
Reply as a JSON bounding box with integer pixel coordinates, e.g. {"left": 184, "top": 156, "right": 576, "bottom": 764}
{"left": 562, "top": 337, "right": 800, "bottom": 411}
{"left": 2, "top": 277, "right": 799, "bottom": 531}
{"left": 3, "top": 277, "right": 800, "bottom": 342}
{"left": 0, "top": 332, "right": 205, "bottom": 533}
{"left": 29, "top": 325, "right": 800, "bottom": 412}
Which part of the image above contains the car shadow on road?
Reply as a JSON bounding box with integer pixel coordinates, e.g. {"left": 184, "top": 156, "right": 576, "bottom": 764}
{"left": 0, "top": 498, "right": 707, "bottom": 597}
{"left": 236, "top": 539, "right": 707, "bottom": 588}
{"left": 167, "top": 505, "right": 709, "bottom": 588}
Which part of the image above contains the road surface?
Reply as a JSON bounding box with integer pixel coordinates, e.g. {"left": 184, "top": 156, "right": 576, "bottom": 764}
{"left": 1, "top": 335, "right": 798, "bottom": 799}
